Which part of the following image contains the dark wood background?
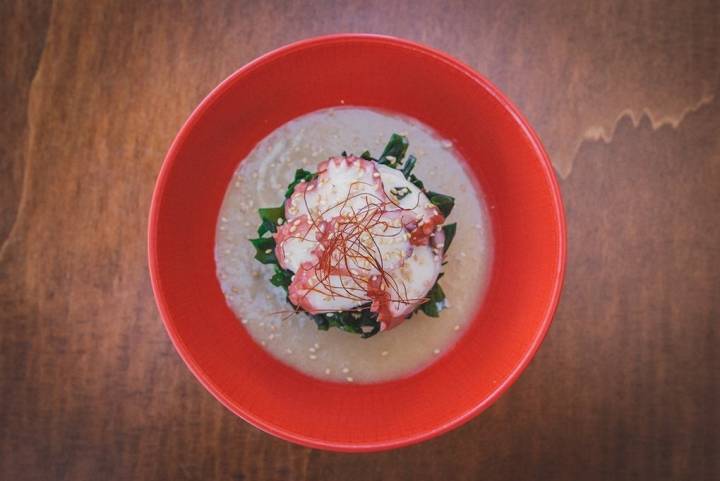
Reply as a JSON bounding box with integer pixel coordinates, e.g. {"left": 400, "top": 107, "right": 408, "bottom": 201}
{"left": 2, "top": 1, "right": 718, "bottom": 479}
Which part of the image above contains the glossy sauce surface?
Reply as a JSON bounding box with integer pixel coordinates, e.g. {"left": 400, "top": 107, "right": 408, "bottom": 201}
{"left": 215, "top": 108, "right": 491, "bottom": 383}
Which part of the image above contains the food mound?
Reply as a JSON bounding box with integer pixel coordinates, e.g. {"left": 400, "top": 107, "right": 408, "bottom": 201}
{"left": 250, "top": 134, "right": 457, "bottom": 337}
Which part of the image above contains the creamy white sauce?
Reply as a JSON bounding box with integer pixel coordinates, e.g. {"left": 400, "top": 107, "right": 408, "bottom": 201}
{"left": 215, "top": 108, "right": 492, "bottom": 383}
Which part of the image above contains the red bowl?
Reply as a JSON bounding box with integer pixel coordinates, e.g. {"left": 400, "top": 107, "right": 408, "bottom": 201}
{"left": 148, "top": 34, "right": 565, "bottom": 451}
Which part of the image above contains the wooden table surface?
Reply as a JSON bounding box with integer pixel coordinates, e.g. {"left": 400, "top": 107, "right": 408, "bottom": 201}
{"left": 2, "top": 1, "right": 718, "bottom": 479}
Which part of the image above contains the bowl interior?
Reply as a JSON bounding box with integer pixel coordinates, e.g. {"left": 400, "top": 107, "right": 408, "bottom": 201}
{"left": 149, "top": 35, "right": 565, "bottom": 451}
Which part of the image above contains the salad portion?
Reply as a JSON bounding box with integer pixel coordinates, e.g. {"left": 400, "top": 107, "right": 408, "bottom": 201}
{"left": 250, "top": 134, "right": 457, "bottom": 337}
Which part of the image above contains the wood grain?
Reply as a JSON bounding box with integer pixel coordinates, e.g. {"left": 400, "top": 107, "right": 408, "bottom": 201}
{"left": 1, "top": 1, "right": 718, "bottom": 479}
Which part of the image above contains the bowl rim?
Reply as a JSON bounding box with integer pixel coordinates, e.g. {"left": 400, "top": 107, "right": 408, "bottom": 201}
{"left": 148, "top": 33, "right": 567, "bottom": 452}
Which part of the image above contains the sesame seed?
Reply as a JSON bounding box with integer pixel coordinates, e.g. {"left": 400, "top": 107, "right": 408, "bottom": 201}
{"left": 277, "top": 218, "right": 284, "bottom": 225}
{"left": 241, "top": 319, "right": 248, "bottom": 324}
{"left": 264, "top": 249, "right": 271, "bottom": 254}
{"left": 309, "top": 347, "right": 316, "bottom": 353}
{"left": 325, "top": 368, "right": 331, "bottom": 375}
{"left": 260, "top": 341, "right": 266, "bottom": 346}
{"left": 309, "top": 354, "right": 317, "bottom": 360}
{"left": 453, "top": 325, "right": 460, "bottom": 331}
{"left": 381, "top": 351, "right": 389, "bottom": 357}
{"left": 346, "top": 377, "right": 354, "bottom": 382}
{"left": 286, "top": 348, "right": 293, "bottom": 354}
{"left": 268, "top": 334, "right": 274, "bottom": 340}
{"left": 433, "top": 348, "right": 440, "bottom": 355}
{"left": 341, "top": 367, "right": 350, "bottom": 374}
{"left": 314, "top": 343, "right": 320, "bottom": 349}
